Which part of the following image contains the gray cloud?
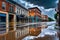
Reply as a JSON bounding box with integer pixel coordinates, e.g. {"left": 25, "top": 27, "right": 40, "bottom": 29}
{"left": 24, "top": 0, "right": 59, "bottom": 9}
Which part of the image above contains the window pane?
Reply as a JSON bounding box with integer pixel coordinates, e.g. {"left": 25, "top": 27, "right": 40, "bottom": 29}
{"left": 2, "top": 2, "right": 6, "bottom": 10}
{"left": 0, "top": 13, "right": 6, "bottom": 34}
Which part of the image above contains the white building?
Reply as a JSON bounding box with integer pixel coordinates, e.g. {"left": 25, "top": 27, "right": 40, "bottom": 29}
{"left": 14, "top": 2, "right": 29, "bottom": 39}
{"left": 15, "top": 5, "right": 28, "bottom": 17}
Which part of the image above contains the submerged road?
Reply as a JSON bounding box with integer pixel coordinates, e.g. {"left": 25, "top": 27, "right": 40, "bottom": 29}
{"left": 22, "top": 21, "right": 59, "bottom": 40}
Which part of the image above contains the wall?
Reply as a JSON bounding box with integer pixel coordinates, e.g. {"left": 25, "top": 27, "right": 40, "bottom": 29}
{"left": 0, "top": 0, "right": 15, "bottom": 12}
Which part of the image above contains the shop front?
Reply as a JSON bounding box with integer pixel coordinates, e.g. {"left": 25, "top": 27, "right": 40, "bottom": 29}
{"left": 0, "top": 11, "right": 8, "bottom": 40}
{"left": 0, "top": 11, "right": 8, "bottom": 34}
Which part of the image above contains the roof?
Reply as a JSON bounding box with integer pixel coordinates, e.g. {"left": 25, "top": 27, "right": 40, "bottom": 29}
{"left": 28, "top": 7, "right": 41, "bottom": 12}
{"left": 6, "top": 0, "right": 28, "bottom": 11}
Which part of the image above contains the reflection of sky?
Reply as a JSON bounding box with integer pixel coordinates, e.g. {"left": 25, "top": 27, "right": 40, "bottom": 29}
{"left": 13, "top": 0, "right": 59, "bottom": 20}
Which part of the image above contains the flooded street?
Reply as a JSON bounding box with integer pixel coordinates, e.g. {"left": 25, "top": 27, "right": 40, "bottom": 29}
{"left": 22, "top": 21, "right": 59, "bottom": 40}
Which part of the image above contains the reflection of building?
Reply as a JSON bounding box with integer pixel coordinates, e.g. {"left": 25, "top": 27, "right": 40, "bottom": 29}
{"left": 28, "top": 7, "right": 41, "bottom": 22}
{"left": 0, "top": 0, "right": 16, "bottom": 40}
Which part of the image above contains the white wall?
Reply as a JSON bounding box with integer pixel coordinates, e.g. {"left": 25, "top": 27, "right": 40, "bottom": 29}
{"left": 15, "top": 5, "right": 28, "bottom": 17}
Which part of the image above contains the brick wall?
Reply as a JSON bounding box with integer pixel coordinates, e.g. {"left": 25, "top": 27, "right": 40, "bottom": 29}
{"left": 0, "top": 0, "right": 15, "bottom": 12}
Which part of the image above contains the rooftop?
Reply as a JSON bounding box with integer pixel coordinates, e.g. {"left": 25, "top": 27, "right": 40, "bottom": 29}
{"left": 6, "top": 0, "right": 28, "bottom": 11}
{"left": 28, "top": 7, "right": 41, "bottom": 12}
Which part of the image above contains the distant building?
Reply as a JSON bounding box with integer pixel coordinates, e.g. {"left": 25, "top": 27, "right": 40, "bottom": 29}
{"left": 41, "top": 14, "right": 48, "bottom": 22}
{"left": 28, "top": 7, "right": 41, "bottom": 22}
{"left": 44, "top": 15, "right": 48, "bottom": 21}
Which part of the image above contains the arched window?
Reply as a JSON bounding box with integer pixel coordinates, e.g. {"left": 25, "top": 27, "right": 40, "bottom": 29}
{"left": 2, "top": 2, "right": 6, "bottom": 10}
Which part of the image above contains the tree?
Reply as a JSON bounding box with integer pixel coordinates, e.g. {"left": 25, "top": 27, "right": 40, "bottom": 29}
{"left": 54, "top": 13, "right": 58, "bottom": 20}
{"left": 48, "top": 17, "right": 54, "bottom": 21}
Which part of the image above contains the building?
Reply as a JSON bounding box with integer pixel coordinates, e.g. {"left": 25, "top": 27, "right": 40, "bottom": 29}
{"left": 0, "top": 0, "right": 16, "bottom": 40}
{"left": 55, "top": 1, "right": 60, "bottom": 40}
{"left": 15, "top": 3, "right": 28, "bottom": 23}
{"left": 43, "top": 15, "right": 48, "bottom": 21}
{"left": 58, "top": 1, "right": 60, "bottom": 26}
{"left": 0, "top": 0, "right": 29, "bottom": 40}
{"left": 55, "top": 1, "right": 60, "bottom": 26}
{"left": 41, "top": 14, "right": 48, "bottom": 22}
{"left": 28, "top": 7, "right": 41, "bottom": 22}
{"left": 28, "top": 7, "right": 42, "bottom": 36}
{"left": 6, "top": 0, "right": 29, "bottom": 39}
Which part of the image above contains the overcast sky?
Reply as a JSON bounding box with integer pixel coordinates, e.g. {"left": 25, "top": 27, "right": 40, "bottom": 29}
{"left": 14, "top": 0, "right": 59, "bottom": 20}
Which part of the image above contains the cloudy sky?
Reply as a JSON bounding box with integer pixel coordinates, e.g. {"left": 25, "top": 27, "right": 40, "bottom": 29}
{"left": 14, "top": 0, "right": 59, "bottom": 20}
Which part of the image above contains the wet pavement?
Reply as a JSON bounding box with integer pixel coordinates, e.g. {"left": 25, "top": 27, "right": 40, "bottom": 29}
{"left": 22, "top": 21, "right": 59, "bottom": 40}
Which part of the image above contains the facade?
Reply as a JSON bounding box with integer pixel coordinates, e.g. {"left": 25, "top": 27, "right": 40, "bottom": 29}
{"left": 57, "top": 1, "right": 60, "bottom": 39}
{"left": 56, "top": 1, "right": 60, "bottom": 27}
{"left": 43, "top": 15, "right": 48, "bottom": 21}
{"left": 55, "top": 1, "right": 60, "bottom": 40}
{"left": 28, "top": 7, "right": 41, "bottom": 22}
{"left": 58, "top": 1, "right": 60, "bottom": 26}
{"left": 15, "top": 4, "right": 28, "bottom": 23}
{"left": 0, "top": 0, "right": 29, "bottom": 40}
{"left": 28, "top": 7, "right": 42, "bottom": 36}
{"left": 8, "top": 1, "right": 29, "bottom": 39}
{"left": 0, "top": 0, "right": 16, "bottom": 40}
{"left": 41, "top": 14, "right": 48, "bottom": 22}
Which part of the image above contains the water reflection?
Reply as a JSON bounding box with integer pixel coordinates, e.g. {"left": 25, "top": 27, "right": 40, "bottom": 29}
{"left": 22, "top": 21, "right": 59, "bottom": 40}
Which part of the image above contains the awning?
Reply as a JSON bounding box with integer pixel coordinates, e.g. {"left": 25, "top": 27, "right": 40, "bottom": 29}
{"left": 0, "top": 14, "right": 6, "bottom": 17}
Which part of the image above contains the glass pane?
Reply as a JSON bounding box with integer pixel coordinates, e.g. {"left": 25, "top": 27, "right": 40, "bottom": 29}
{"left": 0, "top": 13, "right": 6, "bottom": 34}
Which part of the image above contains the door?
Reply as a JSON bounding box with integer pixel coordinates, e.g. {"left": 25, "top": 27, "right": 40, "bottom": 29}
{"left": 9, "top": 14, "right": 14, "bottom": 31}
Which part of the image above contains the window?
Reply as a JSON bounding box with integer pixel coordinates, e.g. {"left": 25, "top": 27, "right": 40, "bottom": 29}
{"left": 9, "top": 6, "right": 13, "bottom": 13}
{"left": 18, "top": 9, "right": 20, "bottom": 14}
{"left": 2, "top": 2, "right": 6, "bottom": 10}
{"left": 0, "top": 13, "right": 6, "bottom": 34}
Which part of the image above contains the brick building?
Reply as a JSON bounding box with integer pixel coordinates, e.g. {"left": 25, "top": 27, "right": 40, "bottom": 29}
{"left": 41, "top": 14, "right": 48, "bottom": 22}
{"left": 28, "top": 7, "right": 41, "bottom": 22}
{"left": 0, "top": 0, "right": 16, "bottom": 40}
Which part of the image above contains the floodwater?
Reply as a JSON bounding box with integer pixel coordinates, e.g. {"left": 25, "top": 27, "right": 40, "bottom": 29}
{"left": 22, "top": 21, "right": 59, "bottom": 40}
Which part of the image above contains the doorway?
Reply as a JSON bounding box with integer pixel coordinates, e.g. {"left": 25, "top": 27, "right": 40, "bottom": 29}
{"left": 9, "top": 14, "right": 14, "bottom": 31}
{"left": 0, "top": 13, "right": 6, "bottom": 34}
